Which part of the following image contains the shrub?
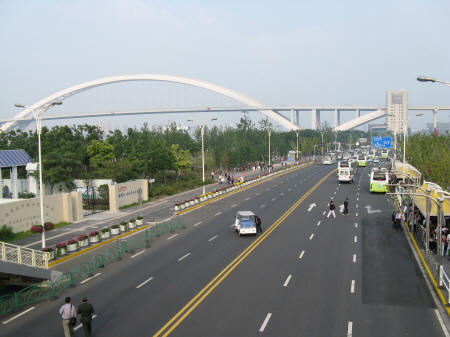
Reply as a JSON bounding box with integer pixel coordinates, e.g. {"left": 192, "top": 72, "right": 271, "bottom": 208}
{"left": 31, "top": 225, "right": 43, "bottom": 233}
{"left": 56, "top": 242, "right": 67, "bottom": 248}
{"left": 89, "top": 231, "right": 99, "bottom": 237}
{"left": 101, "top": 228, "right": 110, "bottom": 233}
{"left": 78, "top": 234, "right": 88, "bottom": 241}
{"left": 0, "top": 225, "right": 14, "bottom": 241}
{"left": 67, "top": 238, "right": 77, "bottom": 245}
{"left": 111, "top": 224, "right": 119, "bottom": 229}
{"left": 41, "top": 247, "right": 54, "bottom": 252}
{"left": 120, "top": 221, "right": 127, "bottom": 226}
{"left": 137, "top": 216, "right": 143, "bottom": 220}
{"left": 44, "top": 222, "right": 54, "bottom": 230}
{"left": 129, "top": 218, "right": 136, "bottom": 223}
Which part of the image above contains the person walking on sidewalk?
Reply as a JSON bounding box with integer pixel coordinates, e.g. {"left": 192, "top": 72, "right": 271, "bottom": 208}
{"left": 395, "top": 211, "right": 403, "bottom": 230}
{"left": 59, "top": 297, "right": 76, "bottom": 337}
{"left": 327, "top": 200, "right": 336, "bottom": 219}
{"left": 343, "top": 198, "right": 349, "bottom": 215}
{"left": 78, "top": 295, "right": 95, "bottom": 337}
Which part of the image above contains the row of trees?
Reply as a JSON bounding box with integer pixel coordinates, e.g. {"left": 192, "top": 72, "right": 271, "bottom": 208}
{"left": 0, "top": 118, "right": 367, "bottom": 190}
{"left": 402, "top": 134, "right": 450, "bottom": 190}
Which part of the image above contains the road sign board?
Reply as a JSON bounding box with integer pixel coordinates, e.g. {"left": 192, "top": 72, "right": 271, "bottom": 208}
{"left": 372, "top": 136, "right": 392, "bottom": 149}
{"left": 148, "top": 178, "right": 155, "bottom": 183}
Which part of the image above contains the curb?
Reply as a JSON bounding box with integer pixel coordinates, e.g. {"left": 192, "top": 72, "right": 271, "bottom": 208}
{"left": 175, "top": 162, "right": 314, "bottom": 216}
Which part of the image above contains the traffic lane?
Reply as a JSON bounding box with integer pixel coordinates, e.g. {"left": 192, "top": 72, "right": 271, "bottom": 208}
{"left": 1, "top": 165, "right": 325, "bottom": 336}
{"left": 168, "top": 167, "right": 354, "bottom": 337}
{"left": 351, "top": 166, "right": 443, "bottom": 336}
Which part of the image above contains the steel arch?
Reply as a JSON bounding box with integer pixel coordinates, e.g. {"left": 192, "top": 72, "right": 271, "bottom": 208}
{"left": 1, "top": 74, "right": 299, "bottom": 132}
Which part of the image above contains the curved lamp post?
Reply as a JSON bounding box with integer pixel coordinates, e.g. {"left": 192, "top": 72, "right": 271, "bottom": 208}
{"left": 417, "top": 76, "right": 450, "bottom": 87}
{"left": 14, "top": 101, "right": 62, "bottom": 248}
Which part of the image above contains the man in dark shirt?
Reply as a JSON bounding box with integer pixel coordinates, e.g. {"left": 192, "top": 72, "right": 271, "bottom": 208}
{"left": 78, "top": 296, "right": 95, "bottom": 337}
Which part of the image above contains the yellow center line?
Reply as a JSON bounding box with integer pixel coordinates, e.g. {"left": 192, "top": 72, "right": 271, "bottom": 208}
{"left": 154, "top": 168, "right": 337, "bottom": 337}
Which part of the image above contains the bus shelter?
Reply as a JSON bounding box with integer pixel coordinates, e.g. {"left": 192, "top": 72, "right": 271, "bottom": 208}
{"left": 0, "top": 150, "right": 32, "bottom": 199}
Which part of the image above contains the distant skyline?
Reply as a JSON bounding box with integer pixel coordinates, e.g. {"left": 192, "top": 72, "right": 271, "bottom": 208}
{"left": 1, "top": 0, "right": 449, "bottom": 132}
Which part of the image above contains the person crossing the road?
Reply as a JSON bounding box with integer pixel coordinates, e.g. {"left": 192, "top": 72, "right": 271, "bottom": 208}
{"left": 343, "top": 198, "right": 349, "bottom": 215}
{"left": 78, "top": 295, "right": 95, "bottom": 337}
{"left": 327, "top": 200, "right": 336, "bottom": 218}
{"left": 255, "top": 215, "right": 262, "bottom": 233}
{"left": 59, "top": 296, "right": 76, "bottom": 337}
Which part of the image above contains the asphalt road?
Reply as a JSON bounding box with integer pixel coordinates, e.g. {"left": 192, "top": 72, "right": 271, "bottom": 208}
{"left": 2, "top": 163, "right": 446, "bottom": 337}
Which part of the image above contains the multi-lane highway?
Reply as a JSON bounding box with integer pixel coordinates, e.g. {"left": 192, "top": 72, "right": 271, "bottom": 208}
{"left": 2, "top": 163, "right": 447, "bottom": 337}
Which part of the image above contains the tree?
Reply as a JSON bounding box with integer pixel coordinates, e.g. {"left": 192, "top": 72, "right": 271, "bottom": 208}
{"left": 171, "top": 144, "right": 192, "bottom": 179}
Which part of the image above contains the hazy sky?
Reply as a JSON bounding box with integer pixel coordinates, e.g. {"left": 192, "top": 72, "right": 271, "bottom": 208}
{"left": 1, "top": 0, "right": 449, "bottom": 131}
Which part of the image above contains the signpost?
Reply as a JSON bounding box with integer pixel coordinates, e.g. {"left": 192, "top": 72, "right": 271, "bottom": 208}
{"left": 372, "top": 136, "right": 392, "bottom": 149}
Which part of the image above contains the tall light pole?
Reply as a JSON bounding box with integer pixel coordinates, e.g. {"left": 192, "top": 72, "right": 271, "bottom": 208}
{"left": 321, "top": 132, "right": 324, "bottom": 156}
{"left": 417, "top": 76, "right": 450, "bottom": 87}
{"left": 296, "top": 130, "right": 299, "bottom": 162}
{"left": 188, "top": 118, "right": 217, "bottom": 195}
{"left": 268, "top": 130, "right": 271, "bottom": 168}
{"left": 14, "top": 101, "right": 62, "bottom": 249}
{"left": 314, "top": 144, "right": 320, "bottom": 159}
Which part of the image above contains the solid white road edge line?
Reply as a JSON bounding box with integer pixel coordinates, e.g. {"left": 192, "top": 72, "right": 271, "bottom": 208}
{"left": 2, "top": 307, "right": 35, "bottom": 324}
{"left": 283, "top": 275, "right": 292, "bottom": 287}
{"left": 347, "top": 321, "right": 353, "bottom": 337}
{"left": 178, "top": 253, "right": 191, "bottom": 261}
{"left": 80, "top": 273, "right": 101, "bottom": 284}
{"left": 299, "top": 250, "right": 305, "bottom": 259}
{"left": 259, "top": 313, "right": 272, "bottom": 332}
{"left": 351, "top": 280, "right": 355, "bottom": 293}
{"left": 353, "top": 254, "right": 356, "bottom": 263}
{"left": 136, "top": 276, "right": 154, "bottom": 289}
{"left": 131, "top": 250, "right": 146, "bottom": 258}
{"left": 208, "top": 235, "right": 218, "bottom": 242}
{"left": 434, "top": 309, "right": 450, "bottom": 337}
{"left": 193, "top": 221, "right": 203, "bottom": 227}
{"left": 167, "top": 234, "right": 178, "bottom": 240}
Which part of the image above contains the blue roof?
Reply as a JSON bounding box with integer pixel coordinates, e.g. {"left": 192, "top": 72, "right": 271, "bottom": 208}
{"left": 0, "top": 150, "right": 32, "bottom": 168}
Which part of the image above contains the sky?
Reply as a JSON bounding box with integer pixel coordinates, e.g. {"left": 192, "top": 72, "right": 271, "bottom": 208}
{"left": 1, "top": 0, "right": 449, "bottom": 132}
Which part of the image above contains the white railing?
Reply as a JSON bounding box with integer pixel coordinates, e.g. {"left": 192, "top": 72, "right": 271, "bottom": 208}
{"left": 0, "top": 241, "right": 49, "bottom": 269}
{"left": 439, "top": 265, "right": 450, "bottom": 306}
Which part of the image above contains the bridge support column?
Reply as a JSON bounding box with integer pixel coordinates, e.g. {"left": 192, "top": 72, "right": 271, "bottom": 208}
{"left": 290, "top": 108, "right": 294, "bottom": 124}
{"left": 296, "top": 110, "right": 300, "bottom": 126}
{"left": 334, "top": 109, "right": 341, "bottom": 128}
{"left": 11, "top": 166, "right": 18, "bottom": 199}
{"left": 355, "top": 109, "right": 360, "bottom": 118}
{"left": 312, "top": 109, "right": 320, "bottom": 130}
{"left": 433, "top": 108, "right": 438, "bottom": 130}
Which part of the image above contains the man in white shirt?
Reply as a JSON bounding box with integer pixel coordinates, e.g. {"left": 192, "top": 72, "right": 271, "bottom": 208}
{"left": 59, "top": 296, "right": 76, "bottom": 337}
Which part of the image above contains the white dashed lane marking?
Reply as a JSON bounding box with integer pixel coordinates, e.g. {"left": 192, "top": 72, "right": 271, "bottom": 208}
{"left": 208, "top": 235, "right": 218, "bottom": 242}
{"left": 299, "top": 250, "right": 305, "bottom": 259}
{"left": 2, "top": 307, "right": 35, "bottom": 324}
{"left": 136, "top": 277, "right": 154, "bottom": 289}
{"left": 353, "top": 254, "right": 356, "bottom": 263}
{"left": 231, "top": 204, "right": 237, "bottom": 208}
{"left": 317, "top": 221, "right": 321, "bottom": 226}
{"left": 167, "top": 234, "right": 178, "bottom": 240}
{"left": 354, "top": 235, "right": 358, "bottom": 243}
{"left": 131, "top": 250, "right": 145, "bottom": 258}
{"left": 193, "top": 221, "right": 203, "bottom": 227}
{"left": 215, "top": 212, "right": 222, "bottom": 216}
{"left": 351, "top": 280, "right": 355, "bottom": 293}
{"left": 80, "top": 273, "right": 101, "bottom": 284}
{"left": 283, "top": 275, "right": 292, "bottom": 287}
{"left": 178, "top": 253, "right": 191, "bottom": 262}
{"left": 259, "top": 313, "right": 272, "bottom": 332}
{"left": 309, "top": 234, "right": 314, "bottom": 240}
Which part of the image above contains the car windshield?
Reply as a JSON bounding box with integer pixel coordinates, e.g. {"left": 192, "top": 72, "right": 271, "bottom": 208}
{"left": 339, "top": 161, "right": 349, "bottom": 167}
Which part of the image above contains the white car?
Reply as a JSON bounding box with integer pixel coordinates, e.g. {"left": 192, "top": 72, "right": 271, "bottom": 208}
{"left": 234, "top": 211, "right": 257, "bottom": 236}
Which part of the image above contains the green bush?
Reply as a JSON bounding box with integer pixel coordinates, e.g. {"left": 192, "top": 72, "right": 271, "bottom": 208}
{"left": 0, "top": 225, "right": 14, "bottom": 241}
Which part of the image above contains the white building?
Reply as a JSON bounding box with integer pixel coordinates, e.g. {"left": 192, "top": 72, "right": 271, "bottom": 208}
{"left": 386, "top": 90, "right": 408, "bottom": 135}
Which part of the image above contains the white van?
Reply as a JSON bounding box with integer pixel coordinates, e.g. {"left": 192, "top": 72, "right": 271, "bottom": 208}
{"left": 234, "top": 211, "right": 257, "bottom": 236}
{"left": 338, "top": 167, "right": 354, "bottom": 183}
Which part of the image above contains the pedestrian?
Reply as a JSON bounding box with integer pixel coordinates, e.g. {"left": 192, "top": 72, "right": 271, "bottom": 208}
{"left": 211, "top": 171, "right": 214, "bottom": 181}
{"left": 255, "top": 216, "right": 262, "bottom": 233}
{"left": 59, "top": 296, "right": 76, "bottom": 337}
{"left": 395, "top": 211, "right": 402, "bottom": 230}
{"left": 78, "top": 295, "right": 95, "bottom": 337}
{"left": 327, "top": 200, "right": 336, "bottom": 218}
{"left": 343, "top": 198, "right": 349, "bottom": 215}
{"left": 231, "top": 176, "right": 234, "bottom": 185}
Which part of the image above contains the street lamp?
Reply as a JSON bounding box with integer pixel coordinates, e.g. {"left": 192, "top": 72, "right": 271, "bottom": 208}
{"left": 296, "top": 130, "right": 299, "bottom": 162}
{"left": 187, "top": 118, "right": 217, "bottom": 196}
{"left": 268, "top": 129, "right": 271, "bottom": 168}
{"left": 14, "top": 101, "right": 62, "bottom": 248}
{"left": 313, "top": 144, "right": 320, "bottom": 159}
{"left": 417, "top": 76, "right": 450, "bottom": 87}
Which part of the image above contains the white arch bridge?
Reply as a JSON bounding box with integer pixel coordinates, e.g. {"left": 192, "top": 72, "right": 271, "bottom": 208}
{"left": 1, "top": 74, "right": 449, "bottom": 132}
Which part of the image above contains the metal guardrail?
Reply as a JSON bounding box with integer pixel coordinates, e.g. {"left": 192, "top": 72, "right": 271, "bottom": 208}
{"left": 0, "top": 218, "right": 184, "bottom": 317}
{"left": 439, "top": 265, "right": 450, "bottom": 306}
{"left": 0, "top": 241, "right": 49, "bottom": 269}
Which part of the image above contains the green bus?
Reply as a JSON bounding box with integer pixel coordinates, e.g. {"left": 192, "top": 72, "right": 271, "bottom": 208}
{"left": 357, "top": 155, "right": 367, "bottom": 167}
{"left": 370, "top": 168, "right": 389, "bottom": 193}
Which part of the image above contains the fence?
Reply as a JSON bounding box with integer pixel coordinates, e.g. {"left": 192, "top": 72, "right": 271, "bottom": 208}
{"left": 0, "top": 241, "right": 49, "bottom": 269}
{"left": 439, "top": 265, "right": 450, "bottom": 306}
{"left": 0, "top": 218, "right": 185, "bottom": 317}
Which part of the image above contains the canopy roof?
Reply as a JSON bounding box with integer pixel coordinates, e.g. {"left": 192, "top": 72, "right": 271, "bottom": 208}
{"left": 393, "top": 161, "right": 422, "bottom": 180}
{"left": 413, "top": 182, "right": 450, "bottom": 217}
{"left": 0, "top": 150, "right": 32, "bottom": 168}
